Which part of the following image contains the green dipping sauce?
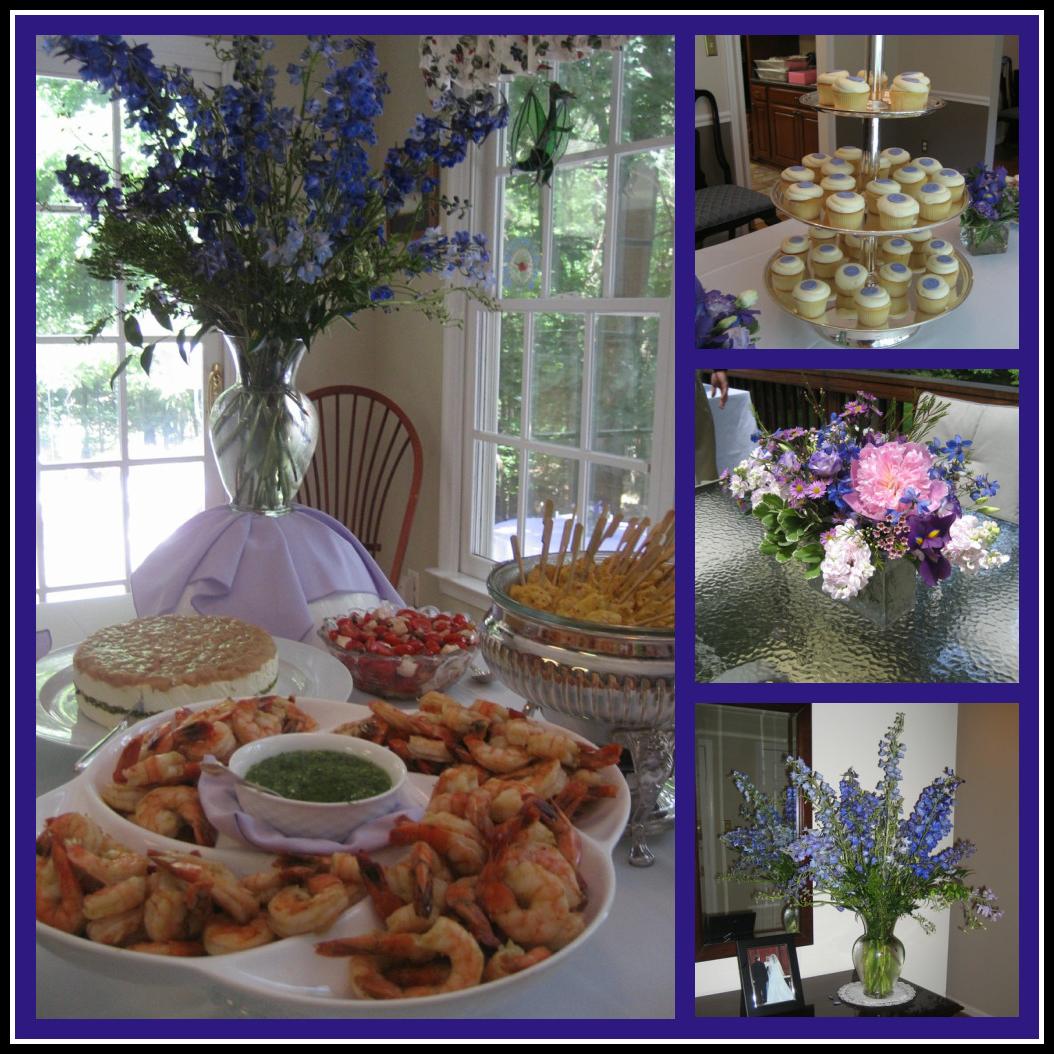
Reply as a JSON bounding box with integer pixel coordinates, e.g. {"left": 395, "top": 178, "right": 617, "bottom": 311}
{"left": 246, "top": 750, "right": 392, "bottom": 803}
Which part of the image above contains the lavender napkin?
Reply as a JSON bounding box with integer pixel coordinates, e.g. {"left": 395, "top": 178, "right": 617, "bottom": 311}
{"left": 131, "top": 504, "right": 402, "bottom": 642}
{"left": 197, "top": 763, "right": 427, "bottom": 855}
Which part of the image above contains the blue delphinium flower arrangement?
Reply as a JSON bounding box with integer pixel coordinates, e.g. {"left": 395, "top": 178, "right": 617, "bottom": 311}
{"left": 723, "top": 713, "right": 1002, "bottom": 997}
{"left": 43, "top": 35, "right": 507, "bottom": 374}
{"left": 960, "top": 163, "right": 1018, "bottom": 256}
{"left": 695, "top": 277, "right": 760, "bottom": 349}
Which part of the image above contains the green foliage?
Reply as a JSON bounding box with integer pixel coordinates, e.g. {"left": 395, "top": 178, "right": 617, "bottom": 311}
{"left": 751, "top": 493, "right": 825, "bottom": 571}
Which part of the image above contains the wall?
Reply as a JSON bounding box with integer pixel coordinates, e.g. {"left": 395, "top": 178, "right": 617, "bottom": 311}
{"left": 695, "top": 35, "right": 739, "bottom": 198}
{"left": 266, "top": 36, "right": 452, "bottom": 606}
{"left": 696, "top": 703, "right": 959, "bottom": 998}
{"left": 945, "top": 704, "right": 1019, "bottom": 1016}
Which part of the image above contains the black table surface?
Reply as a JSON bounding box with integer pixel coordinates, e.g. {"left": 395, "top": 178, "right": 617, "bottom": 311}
{"left": 696, "top": 970, "right": 966, "bottom": 1017}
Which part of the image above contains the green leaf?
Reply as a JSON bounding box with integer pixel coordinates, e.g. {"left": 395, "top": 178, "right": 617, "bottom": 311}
{"left": 148, "top": 297, "right": 173, "bottom": 332}
{"left": 760, "top": 514, "right": 778, "bottom": 531}
{"left": 773, "top": 550, "right": 792, "bottom": 563}
{"left": 109, "top": 354, "right": 136, "bottom": 387}
{"left": 123, "top": 314, "right": 143, "bottom": 348}
{"left": 795, "top": 543, "right": 825, "bottom": 561}
{"left": 803, "top": 565, "right": 823, "bottom": 580}
{"left": 139, "top": 343, "right": 157, "bottom": 373}
{"left": 784, "top": 528, "right": 803, "bottom": 543}
{"left": 176, "top": 328, "right": 189, "bottom": 364}
{"left": 759, "top": 541, "right": 780, "bottom": 555}
{"left": 757, "top": 494, "right": 784, "bottom": 511}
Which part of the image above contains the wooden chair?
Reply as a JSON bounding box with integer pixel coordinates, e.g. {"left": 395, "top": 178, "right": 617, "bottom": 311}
{"left": 695, "top": 89, "right": 778, "bottom": 249}
{"left": 299, "top": 385, "right": 423, "bottom": 588}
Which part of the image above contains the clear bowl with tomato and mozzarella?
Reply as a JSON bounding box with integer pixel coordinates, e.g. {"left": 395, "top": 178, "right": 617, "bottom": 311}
{"left": 317, "top": 605, "right": 479, "bottom": 700}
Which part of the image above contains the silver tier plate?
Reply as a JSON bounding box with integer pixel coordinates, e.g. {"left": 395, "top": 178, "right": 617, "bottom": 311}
{"left": 837, "top": 981, "right": 917, "bottom": 1008}
{"left": 798, "top": 90, "right": 947, "bottom": 118}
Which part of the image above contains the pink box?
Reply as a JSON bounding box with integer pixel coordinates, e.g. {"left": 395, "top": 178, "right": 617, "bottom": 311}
{"left": 787, "top": 69, "right": 817, "bottom": 85}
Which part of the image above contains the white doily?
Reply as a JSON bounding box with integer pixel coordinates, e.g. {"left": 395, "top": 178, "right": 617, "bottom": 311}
{"left": 837, "top": 980, "right": 916, "bottom": 1008}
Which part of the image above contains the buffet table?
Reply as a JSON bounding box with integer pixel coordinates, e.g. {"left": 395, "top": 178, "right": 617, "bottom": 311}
{"left": 695, "top": 218, "right": 1019, "bottom": 348}
{"left": 34, "top": 597, "right": 674, "bottom": 1020}
{"left": 695, "top": 486, "right": 1019, "bottom": 683}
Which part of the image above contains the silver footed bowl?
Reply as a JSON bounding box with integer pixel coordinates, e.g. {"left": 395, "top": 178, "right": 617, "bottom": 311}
{"left": 481, "top": 556, "right": 675, "bottom": 729}
{"left": 482, "top": 556, "right": 676, "bottom": 868}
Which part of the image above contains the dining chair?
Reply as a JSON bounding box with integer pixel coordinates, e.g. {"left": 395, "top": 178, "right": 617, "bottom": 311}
{"left": 299, "top": 385, "right": 424, "bottom": 588}
{"left": 695, "top": 89, "right": 778, "bottom": 250}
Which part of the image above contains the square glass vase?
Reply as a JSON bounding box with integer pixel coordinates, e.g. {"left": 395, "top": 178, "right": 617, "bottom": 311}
{"left": 808, "top": 555, "right": 918, "bottom": 628}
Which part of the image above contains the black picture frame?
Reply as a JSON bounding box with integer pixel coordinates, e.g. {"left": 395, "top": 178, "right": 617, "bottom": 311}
{"left": 736, "top": 934, "right": 806, "bottom": 1017}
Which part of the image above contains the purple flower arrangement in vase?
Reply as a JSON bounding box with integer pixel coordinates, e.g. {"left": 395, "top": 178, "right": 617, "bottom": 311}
{"left": 724, "top": 713, "right": 1002, "bottom": 999}
{"left": 960, "top": 163, "right": 1019, "bottom": 256}
{"left": 696, "top": 277, "right": 760, "bottom": 349}
{"left": 719, "top": 391, "right": 1009, "bottom": 623}
{"left": 44, "top": 35, "right": 506, "bottom": 511}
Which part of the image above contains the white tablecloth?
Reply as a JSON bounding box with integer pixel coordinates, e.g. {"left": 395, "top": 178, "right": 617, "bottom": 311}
{"left": 32, "top": 597, "right": 674, "bottom": 1020}
{"left": 696, "top": 218, "right": 1019, "bottom": 348}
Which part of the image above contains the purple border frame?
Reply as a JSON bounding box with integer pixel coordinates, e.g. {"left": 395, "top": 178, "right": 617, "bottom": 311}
{"left": 16, "top": 11, "right": 1040, "bottom": 1041}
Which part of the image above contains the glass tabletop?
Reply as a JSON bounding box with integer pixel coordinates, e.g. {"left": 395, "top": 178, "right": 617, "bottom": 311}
{"left": 695, "top": 486, "right": 1019, "bottom": 683}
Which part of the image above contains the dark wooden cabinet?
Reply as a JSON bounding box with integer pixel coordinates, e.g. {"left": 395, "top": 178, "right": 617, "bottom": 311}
{"left": 747, "top": 81, "right": 819, "bottom": 167}
{"left": 749, "top": 99, "right": 770, "bottom": 160}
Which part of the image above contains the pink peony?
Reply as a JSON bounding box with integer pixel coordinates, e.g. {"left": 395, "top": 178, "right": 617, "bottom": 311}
{"left": 842, "top": 441, "right": 949, "bottom": 521}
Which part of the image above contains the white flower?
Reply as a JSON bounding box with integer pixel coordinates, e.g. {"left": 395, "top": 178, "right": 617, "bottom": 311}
{"left": 728, "top": 473, "right": 751, "bottom": 500}
{"left": 944, "top": 514, "right": 1010, "bottom": 573}
{"left": 736, "top": 289, "right": 759, "bottom": 308}
{"left": 819, "top": 523, "right": 876, "bottom": 600}
{"left": 750, "top": 478, "right": 782, "bottom": 508}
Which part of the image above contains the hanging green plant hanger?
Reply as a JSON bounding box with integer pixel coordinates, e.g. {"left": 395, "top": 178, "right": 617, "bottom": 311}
{"left": 509, "top": 80, "right": 575, "bottom": 186}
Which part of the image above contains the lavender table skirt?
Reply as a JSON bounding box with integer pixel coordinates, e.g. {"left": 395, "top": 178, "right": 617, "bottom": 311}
{"left": 131, "top": 504, "right": 402, "bottom": 642}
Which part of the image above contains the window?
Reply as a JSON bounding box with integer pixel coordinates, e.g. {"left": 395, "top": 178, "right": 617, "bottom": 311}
{"left": 35, "top": 38, "right": 226, "bottom": 603}
{"left": 452, "top": 37, "right": 675, "bottom": 584}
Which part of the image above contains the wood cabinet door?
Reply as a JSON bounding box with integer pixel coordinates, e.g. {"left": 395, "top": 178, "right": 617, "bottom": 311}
{"left": 801, "top": 113, "right": 820, "bottom": 157}
{"left": 749, "top": 100, "right": 770, "bottom": 163}
{"left": 770, "top": 104, "right": 802, "bottom": 168}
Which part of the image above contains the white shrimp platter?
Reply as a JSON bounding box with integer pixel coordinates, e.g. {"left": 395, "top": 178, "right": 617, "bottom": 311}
{"left": 35, "top": 696, "right": 629, "bottom": 1015}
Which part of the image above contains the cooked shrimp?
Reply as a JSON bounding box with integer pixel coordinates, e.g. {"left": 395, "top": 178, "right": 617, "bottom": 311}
{"left": 317, "top": 917, "right": 484, "bottom": 998}
{"left": 85, "top": 907, "right": 146, "bottom": 946}
{"left": 169, "top": 717, "right": 237, "bottom": 763}
{"left": 143, "top": 871, "right": 190, "bottom": 942}
{"left": 202, "top": 913, "right": 275, "bottom": 956}
{"left": 230, "top": 698, "right": 284, "bottom": 743}
{"left": 118, "top": 751, "right": 200, "bottom": 787}
{"left": 418, "top": 692, "right": 490, "bottom": 737}
{"left": 433, "top": 764, "right": 485, "bottom": 796}
{"left": 483, "top": 940, "right": 552, "bottom": 982}
{"left": 502, "top": 721, "right": 580, "bottom": 766}
{"left": 98, "top": 782, "right": 149, "bottom": 815}
{"left": 390, "top": 813, "right": 487, "bottom": 876}
{"left": 36, "top": 841, "right": 85, "bottom": 935}
{"left": 37, "top": 813, "right": 110, "bottom": 856}
{"left": 65, "top": 843, "right": 150, "bottom": 887}
{"left": 258, "top": 695, "right": 318, "bottom": 733}
{"left": 502, "top": 758, "right": 570, "bottom": 801}
{"left": 406, "top": 735, "right": 455, "bottom": 766}
{"left": 82, "top": 875, "right": 148, "bottom": 920}
{"left": 444, "top": 875, "right": 500, "bottom": 949}
{"left": 132, "top": 786, "right": 216, "bottom": 846}
{"left": 369, "top": 700, "right": 442, "bottom": 738}
{"left": 150, "top": 852, "right": 259, "bottom": 924}
{"left": 463, "top": 735, "right": 530, "bottom": 775}
{"left": 469, "top": 698, "right": 526, "bottom": 722}
{"left": 267, "top": 873, "right": 350, "bottom": 938}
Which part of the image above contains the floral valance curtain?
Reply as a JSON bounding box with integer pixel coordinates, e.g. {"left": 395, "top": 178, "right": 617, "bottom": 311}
{"left": 420, "top": 35, "right": 629, "bottom": 102}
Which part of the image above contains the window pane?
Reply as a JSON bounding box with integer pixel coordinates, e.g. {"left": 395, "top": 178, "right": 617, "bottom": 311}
{"left": 591, "top": 315, "right": 658, "bottom": 460}
{"left": 36, "top": 75, "right": 113, "bottom": 207}
{"left": 40, "top": 467, "right": 125, "bottom": 587}
{"left": 550, "top": 160, "right": 607, "bottom": 297}
{"left": 614, "top": 148, "right": 674, "bottom": 298}
{"left": 126, "top": 344, "right": 205, "bottom": 460}
{"left": 587, "top": 464, "right": 649, "bottom": 538}
{"left": 619, "top": 36, "right": 676, "bottom": 143}
{"left": 530, "top": 314, "right": 584, "bottom": 448}
{"left": 498, "top": 314, "right": 524, "bottom": 436}
{"left": 36, "top": 211, "right": 115, "bottom": 336}
{"left": 36, "top": 343, "right": 121, "bottom": 463}
{"left": 45, "top": 584, "right": 128, "bottom": 603}
{"left": 557, "top": 51, "right": 612, "bottom": 153}
{"left": 472, "top": 440, "right": 520, "bottom": 562}
{"left": 501, "top": 174, "right": 542, "bottom": 299}
{"left": 503, "top": 77, "right": 533, "bottom": 168}
{"left": 524, "top": 452, "right": 579, "bottom": 557}
{"left": 128, "top": 462, "right": 205, "bottom": 569}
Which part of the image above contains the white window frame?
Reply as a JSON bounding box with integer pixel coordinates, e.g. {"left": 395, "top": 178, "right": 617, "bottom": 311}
{"left": 432, "top": 43, "right": 675, "bottom": 601}
{"left": 35, "top": 36, "right": 231, "bottom": 602}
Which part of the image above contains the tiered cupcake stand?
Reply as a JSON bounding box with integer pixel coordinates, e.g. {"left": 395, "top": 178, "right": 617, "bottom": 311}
{"left": 763, "top": 35, "right": 974, "bottom": 348}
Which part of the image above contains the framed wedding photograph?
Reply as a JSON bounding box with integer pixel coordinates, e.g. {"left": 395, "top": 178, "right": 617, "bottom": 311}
{"left": 736, "top": 934, "right": 805, "bottom": 1017}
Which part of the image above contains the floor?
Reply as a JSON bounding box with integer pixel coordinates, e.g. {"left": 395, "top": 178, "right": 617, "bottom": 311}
{"left": 750, "top": 161, "right": 783, "bottom": 197}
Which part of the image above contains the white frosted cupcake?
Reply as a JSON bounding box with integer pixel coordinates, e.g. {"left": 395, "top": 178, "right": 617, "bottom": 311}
{"left": 878, "top": 260, "right": 913, "bottom": 298}
{"left": 905, "top": 228, "right": 933, "bottom": 267}
{"left": 801, "top": 152, "right": 831, "bottom": 178}
{"left": 890, "top": 74, "right": 930, "bottom": 111}
{"left": 843, "top": 232, "right": 864, "bottom": 261}
{"left": 834, "top": 262, "right": 868, "bottom": 309}
{"left": 822, "top": 157, "right": 856, "bottom": 180}
{"left": 853, "top": 285, "right": 891, "bottom": 327}
{"left": 925, "top": 252, "right": 960, "bottom": 287}
{"left": 915, "top": 274, "right": 950, "bottom": 314}
{"left": 899, "top": 71, "right": 931, "bottom": 86}
{"left": 820, "top": 172, "right": 856, "bottom": 202}
{"left": 784, "top": 180, "right": 823, "bottom": 220}
{"left": 913, "top": 157, "right": 942, "bottom": 179}
{"left": 825, "top": 190, "right": 866, "bottom": 230}
{"left": 879, "top": 236, "right": 913, "bottom": 266}
{"left": 916, "top": 181, "right": 952, "bottom": 221}
{"left": 880, "top": 147, "right": 912, "bottom": 174}
{"left": 924, "top": 238, "right": 954, "bottom": 259}
{"left": 834, "top": 146, "right": 863, "bottom": 167}
{"left": 809, "top": 226, "right": 838, "bottom": 244}
{"left": 781, "top": 164, "right": 815, "bottom": 192}
{"left": 832, "top": 75, "right": 871, "bottom": 111}
{"left": 865, "top": 177, "right": 900, "bottom": 216}
{"left": 792, "top": 278, "right": 831, "bottom": 319}
{"left": 817, "top": 71, "right": 849, "bottom": 107}
{"left": 932, "top": 168, "right": 966, "bottom": 205}
{"left": 780, "top": 233, "right": 810, "bottom": 256}
{"left": 810, "top": 241, "right": 845, "bottom": 279}
{"left": 770, "top": 254, "right": 807, "bottom": 292}
{"left": 892, "top": 164, "right": 927, "bottom": 199}
{"left": 856, "top": 69, "right": 889, "bottom": 88}
{"left": 878, "top": 192, "right": 920, "bottom": 230}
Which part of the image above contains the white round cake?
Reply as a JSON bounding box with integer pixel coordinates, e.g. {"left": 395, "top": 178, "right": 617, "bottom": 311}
{"left": 72, "top": 614, "right": 279, "bottom": 729}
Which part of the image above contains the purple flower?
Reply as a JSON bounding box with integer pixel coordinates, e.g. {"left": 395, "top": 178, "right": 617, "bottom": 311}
{"left": 905, "top": 508, "right": 958, "bottom": 586}
{"left": 808, "top": 448, "right": 843, "bottom": 477}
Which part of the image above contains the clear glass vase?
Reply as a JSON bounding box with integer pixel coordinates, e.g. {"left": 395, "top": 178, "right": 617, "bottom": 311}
{"left": 852, "top": 918, "right": 905, "bottom": 998}
{"left": 208, "top": 335, "right": 319, "bottom": 515}
{"left": 960, "top": 220, "right": 1010, "bottom": 256}
{"left": 782, "top": 902, "right": 800, "bottom": 934}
